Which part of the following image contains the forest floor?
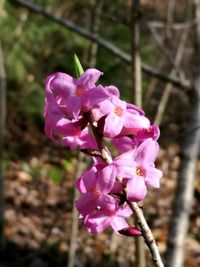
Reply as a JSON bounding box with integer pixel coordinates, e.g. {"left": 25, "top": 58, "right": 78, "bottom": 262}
{"left": 1, "top": 112, "right": 200, "bottom": 267}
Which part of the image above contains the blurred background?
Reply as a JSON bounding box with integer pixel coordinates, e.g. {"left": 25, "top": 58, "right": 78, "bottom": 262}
{"left": 0, "top": 0, "right": 200, "bottom": 267}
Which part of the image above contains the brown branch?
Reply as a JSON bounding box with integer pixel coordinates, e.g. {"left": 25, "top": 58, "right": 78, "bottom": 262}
{"left": 130, "top": 0, "right": 142, "bottom": 107}
{"left": 127, "top": 201, "right": 164, "bottom": 267}
{"left": 154, "top": 20, "right": 190, "bottom": 126}
{"left": 166, "top": 0, "right": 176, "bottom": 39}
{"left": 88, "top": 0, "right": 105, "bottom": 67}
{"left": 9, "top": 0, "right": 193, "bottom": 91}
{"left": 86, "top": 114, "right": 164, "bottom": 267}
{"left": 68, "top": 152, "right": 85, "bottom": 267}
{"left": 146, "top": 24, "right": 178, "bottom": 69}
{"left": 148, "top": 20, "right": 200, "bottom": 30}
{"left": 130, "top": 0, "right": 145, "bottom": 266}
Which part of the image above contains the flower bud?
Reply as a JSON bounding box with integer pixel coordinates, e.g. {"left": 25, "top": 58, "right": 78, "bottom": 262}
{"left": 118, "top": 227, "right": 142, "bottom": 236}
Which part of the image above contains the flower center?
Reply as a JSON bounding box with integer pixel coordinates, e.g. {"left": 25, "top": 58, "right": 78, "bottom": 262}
{"left": 136, "top": 167, "right": 144, "bottom": 176}
{"left": 114, "top": 107, "right": 123, "bottom": 116}
{"left": 92, "top": 187, "right": 101, "bottom": 197}
{"left": 75, "top": 86, "right": 84, "bottom": 96}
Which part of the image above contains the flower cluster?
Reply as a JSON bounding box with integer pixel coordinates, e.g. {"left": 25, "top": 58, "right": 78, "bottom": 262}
{"left": 44, "top": 66, "right": 163, "bottom": 235}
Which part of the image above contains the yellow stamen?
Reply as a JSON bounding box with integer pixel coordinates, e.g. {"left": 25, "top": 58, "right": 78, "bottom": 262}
{"left": 76, "top": 86, "right": 84, "bottom": 96}
{"left": 114, "top": 107, "right": 123, "bottom": 116}
{"left": 92, "top": 188, "right": 101, "bottom": 197}
{"left": 136, "top": 168, "right": 144, "bottom": 176}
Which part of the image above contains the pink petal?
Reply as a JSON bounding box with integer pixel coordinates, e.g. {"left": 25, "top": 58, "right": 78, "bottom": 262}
{"left": 78, "top": 130, "right": 98, "bottom": 150}
{"left": 81, "top": 167, "right": 97, "bottom": 192}
{"left": 81, "top": 85, "right": 109, "bottom": 110}
{"left": 111, "top": 217, "right": 129, "bottom": 232}
{"left": 145, "top": 167, "right": 162, "bottom": 188}
{"left": 113, "top": 158, "right": 136, "bottom": 178}
{"left": 127, "top": 176, "right": 147, "bottom": 202}
{"left": 66, "top": 95, "right": 81, "bottom": 119}
{"left": 126, "top": 103, "right": 145, "bottom": 115}
{"left": 50, "top": 72, "right": 76, "bottom": 97}
{"left": 112, "top": 136, "right": 135, "bottom": 153}
{"left": 76, "top": 68, "right": 102, "bottom": 89}
{"left": 116, "top": 204, "right": 133, "bottom": 217}
{"left": 96, "top": 165, "right": 116, "bottom": 193}
{"left": 123, "top": 112, "right": 150, "bottom": 130}
{"left": 99, "top": 99, "right": 115, "bottom": 115}
{"left": 84, "top": 211, "right": 112, "bottom": 233}
{"left": 104, "top": 113, "right": 124, "bottom": 138}
{"left": 76, "top": 193, "right": 97, "bottom": 216}
{"left": 97, "top": 194, "right": 117, "bottom": 211}
{"left": 105, "top": 85, "right": 120, "bottom": 97}
{"left": 135, "top": 138, "right": 159, "bottom": 166}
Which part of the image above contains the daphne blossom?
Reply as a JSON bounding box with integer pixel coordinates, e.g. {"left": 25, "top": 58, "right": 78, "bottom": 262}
{"left": 44, "top": 66, "right": 163, "bottom": 235}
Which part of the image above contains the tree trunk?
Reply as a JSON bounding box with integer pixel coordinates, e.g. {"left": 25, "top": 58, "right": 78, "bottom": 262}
{"left": 165, "top": 2, "right": 200, "bottom": 264}
{"left": 0, "top": 39, "right": 6, "bottom": 249}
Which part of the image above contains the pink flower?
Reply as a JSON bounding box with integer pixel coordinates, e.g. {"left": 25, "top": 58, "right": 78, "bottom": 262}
{"left": 125, "top": 138, "right": 163, "bottom": 202}
{"left": 84, "top": 204, "right": 133, "bottom": 233}
{"left": 44, "top": 101, "right": 97, "bottom": 149}
{"left": 45, "top": 69, "right": 109, "bottom": 119}
{"left": 92, "top": 95, "right": 150, "bottom": 138}
{"left": 112, "top": 124, "right": 160, "bottom": 153}
{"left": 76, "top": 165, "right": 117, "bottom": 216}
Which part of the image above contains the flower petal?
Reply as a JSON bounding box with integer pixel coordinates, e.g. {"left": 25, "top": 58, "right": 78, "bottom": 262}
{"left": 97, "top": 194, "right": 117, "bottom": 211}
{"left": 104, "top": 113, "right": 124, "bottom": 138}
{"left": 84, "top": 211, "right": 112, "bottom": 233}
{"left": 76, "top": 193, "right": 97, "bottom": 216}
{"left": 111, "top": 217, "right": 129, "bottom": 232}
{"left": 134, "top": 138, "right": 159, "bottom": 166}
{"left": 127, "top": 176, "right": 147, "bottom": 202}
{"left": 123, "top": 112, "right": 150, "bottom": 130}
{"left": 96, "top": 165, "right": 116, "bottom": 193}
{"left": 50, "top": 72, "right": 76, "bottom": 97}
{"left": 76, "top": 68, "right": 102, "bottom": 89}
{"left": 66, "top": 95, "right": 81, "bottom": 119}
{"left": 81, "top": 85, "right": 109, "bottom": 110}
{"left": 145, "top": 167, "right": 162, "bottom": 188}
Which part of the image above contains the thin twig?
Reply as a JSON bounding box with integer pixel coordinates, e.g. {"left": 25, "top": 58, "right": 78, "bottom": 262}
{"left": 88, "top": 0, "right": 105, "bottom": 67}
{"left": 86, "top": 113, "right": 164, "bottom": 267}
{"left": 130, "top": 0, "right": 145, "bottom": 266}
{"left": 68, "top": 153, "right": 85, "bottom": 267}
{"left": 127, "top": 201, "right": 164, "bottom": 267}
{"left": 154, "top": 2, "right": 191, "bottom": 126}
{"left": 148, "top": 19, "right": 200, "bottom": 30}
{"left": 9, "top": 0, "right": 193, "bottom": 91}
{"left": 130, "top": 0, "right": 142, "bottom": 107}
{"left": 166, "top": 0, "right": 176, "bottom": 39}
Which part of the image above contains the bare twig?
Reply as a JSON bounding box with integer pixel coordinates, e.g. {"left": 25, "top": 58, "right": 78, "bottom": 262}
{"left": 130, "top": 0, "right": 145, "bottom": 266}
{"left": 130, "top": 0, "right": 142, "bottom": 107}
{"left": 148, "top": 20, "right": 200, "bottom": 30}
{"left": 154, "top": 26, "right": 189, "bottom": 126}
{"left": 147, "top": 25, "right": 178, "bottom": 70}
{"left": 127, "top": 201, "right": 164, "bottom": 267}
{"left": 166, "top": 0, "right": 176, "bottom": 38}
{"left": 68, "top": 153, "right": 85, "bottom": 267}
{"left": 86, "top": 112, "right": 164, "bottom": 267}
{"left": 9, "top": 0, "right": 193, "bottom": 90}
{"left": 154, "top": 0, "right": 191, "bottom": 126}
{"left": 88, "top": 0, "right": 105, "bottom": 67}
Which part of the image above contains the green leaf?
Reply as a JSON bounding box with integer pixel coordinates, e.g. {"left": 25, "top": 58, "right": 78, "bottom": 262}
{"left": 73, "top": 54, "right": 84, "bottom": 78}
